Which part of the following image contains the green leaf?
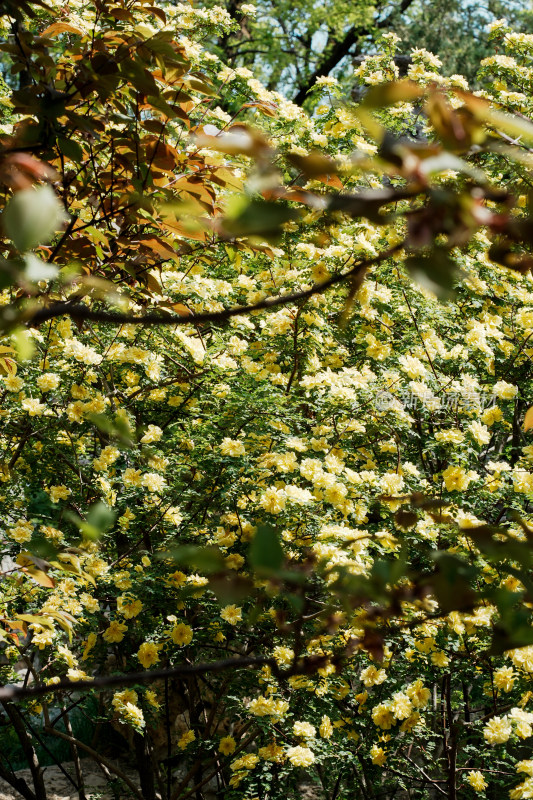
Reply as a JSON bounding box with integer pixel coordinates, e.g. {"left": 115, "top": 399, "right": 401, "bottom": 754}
{"left": 286, "top": 150, "right": 338, "bottom": 177}
{"left": 428, "top": 553, "right": 477, "bottom": 612}
{"left": 249, "top": 524, "right": 283, "bottom": 572}
{"left": 222, "top": 199, "right": 298, "bottom": 242}
{"left": 469, "top": 100, "right": 533, "bottom": 146}
{"left": 328, "top": 186, "right": 414, "bottom": 223}
{"left": 405, "top": 249, "right": 463, "bottom": 300}
{"left": 86, "top": 502, "right": 115, "bottom": 534}
{"left": 208, "top": 575, "right": 254, "bottom": 604}
{"left": 66, "top": 502, "right": 115, "bottom": 541}
{"left": 3, "top": 185, "right": 69, "bottom": 252}
{"left": 87, "top": 413, "right": 134, "bottom": 446}
{"left": 58, "top": 136, "right": 83, "bottom": 163}
{"left": 418, "top": 152, "right": 486, "bottom": 182}
{"left": 490, "top": 624, "right": 533, "bottom": 654}
{"left": 168, "top": 545, "right": 226, "bottom": 573}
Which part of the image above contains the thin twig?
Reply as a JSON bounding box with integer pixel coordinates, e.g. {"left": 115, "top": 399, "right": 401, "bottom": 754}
{"left": 0, "top": 656, "right": 274, "bottom": 701}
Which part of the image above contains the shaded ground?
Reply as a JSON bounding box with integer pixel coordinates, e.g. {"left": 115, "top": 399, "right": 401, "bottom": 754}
{"left": 0, "top": 763, "right": 140, "bottom": 800}
{"left": 0, "top": 764, "right": 322, "bottom": 799}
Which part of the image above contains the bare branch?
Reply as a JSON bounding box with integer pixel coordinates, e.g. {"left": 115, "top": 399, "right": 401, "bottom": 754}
{"left": 0, "top": 656, "right": 274, "bottom": 702}
{"left": 26, "top": 241, "right": 404, "bottom": 329}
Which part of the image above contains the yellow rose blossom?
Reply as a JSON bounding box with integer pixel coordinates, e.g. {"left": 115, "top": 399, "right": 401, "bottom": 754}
{"left": 370, "top": 744, "right": 387, "bottom": 766}
{"left": 174, "top": 729, "right": 194, "bottom": 749}
{"left": 171, "top": 623, "right": 193, "bottom": 646}
{"left": 483, "top": 716, "right": 512, "bottom": 744}
{"left": 137, "top": 642, "right": 161, "bottom": 668}
{"left": 220, "top": 604, "right": 242, "bottom": 625}
{"left": 103, "top": 621, "right": 128, "bottom": 643}
{"left": 286, "top": 746, "right": 314, "bottom": 767}
{"left": 219, "top": 736, "right": 236, "bottom": 755}
{"left": 466, "top": 771, "right": 488, "bottom": 791}
{"left": 117, "top": 595, "right": 143, "bottom": 619}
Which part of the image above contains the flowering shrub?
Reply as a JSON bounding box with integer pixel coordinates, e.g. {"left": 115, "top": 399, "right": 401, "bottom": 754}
{"left": 3, "top": 3, "right": 533, "bottom": 800}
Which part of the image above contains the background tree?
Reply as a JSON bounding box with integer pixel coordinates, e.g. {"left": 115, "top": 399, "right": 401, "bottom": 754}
{"left": 203, "top": 0, "right": 533, "bottom": 103}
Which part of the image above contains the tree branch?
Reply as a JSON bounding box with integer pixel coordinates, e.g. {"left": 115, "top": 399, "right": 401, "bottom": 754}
{"left": 0, "top": 656, "right": 274, "bottom": 702}
{"left": 292, "top": 0, "right": 417, "bottom": 104}
{"left": 26, "top": 241, "right": 403, "bottom": 329}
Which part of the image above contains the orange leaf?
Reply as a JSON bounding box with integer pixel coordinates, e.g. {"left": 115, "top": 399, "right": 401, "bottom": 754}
{"left": 41, "top": 22, "right": 85, "bottom": 37}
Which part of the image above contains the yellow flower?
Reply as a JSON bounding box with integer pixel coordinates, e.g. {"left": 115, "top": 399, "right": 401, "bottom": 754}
{"left": 178, "top": 730, "right": 196, "bottom": 749}
{"left": 492, "top": 380, "right": 518, "bottom": 400}
{"left": 103, "top": 620, "right": 128, "bottom": 643}
{"left": 360, "top": 665, "right": 387, "bottom": 687}
{"left": 46, "top": 486, "right": 70, "bottom": 503}
{"left": 231, "top": 753, "right": 259, "bottom": 770}
{"left": 248, "top": 696, "right": 289, "bottom": 719}
{"left": 355, "top": 691, "right": 368, "bottom": 706}
{"left": 431, "top": 651, "right": 450, "bottom": 668}
{"left": 22, "top": 397, "right": 46, "bottom": 416}
{"left": 390, "top": 692, "right": 412, "bottom": 720}
{"left": 137, "top": 642, "right": 161, "bottom": 668}
{"left": 220, "top": 604, "right": 242, "bottom": 625}
{"left": 117, "top": 595, "right": 143, "bottom": 619}
{"left": 293, "top": 721, "right": 316, "bottom": 738}
{"left": 4, "top": 374, "right": 24, "bottom": 391}
{"left": 57, "top": 645, "right": 77, "bottom": 668}
{"left": 7, "top": 519, "right": 33, "bottom": 543}
{"left": 286, "top": 746, "right": 314, "bottom": 767}
{"left": 494, "top": 666, "right": 516, "bottom": 692}
{"left": 37, "top": 373, "right": 60, "bottom": 391}
{"left": 372, "top": 703, "right": 395, "bottom": 730}
{"left": 483, "top": 716, "right": 512, "bottom": 744}
{"left": 123, "top": 468, "right": 142, "bottom": 487}
{"left": 171, "top": 623, "right": 193, "bottom": 646}
{"left": 466, "top": 771, "right": 487, "bottom": 791}
{"left": 220, "top": 438, "right": 246, "bottom": 456}
{"left": 225, "top": 553, "right": 245, "bottom": 570}
{"left": 219, "top": 736, "right": 236, "bottom": 755}
{"left": 442, "top": 465, "right": 478, "bottom": 492}
{"left": 141, "top": 472, "right": 166, "bottom": 493}
{"left": 121, "top": 702, "right": 145, "bottom": 729}
{"left": 81, "top": 633, "right": 97, "bottom": 660}
{"left": 67, "top": 668, "right": 92, "bottom": 681}
{"left": 406, "top": 679, "right": 431, "bottom": 708}
{"left": 258, "top": 742, "right": 284, "bottom": 762}
{"left": 141, "top": 424, "right": 163, "bottom": 443}
{"left": 273, "top": 646, "right": 294, "bottom": 666}
{"left": 259, "top": 487, "right": 286, "bottom": 514}
{"left": 319, "top": 715, "right": 333, "bottom": 738}
{"left": 168, "top": 570, "right": 187, "bottom": 587}
{"left": 112, "top": 689, "right": 138, "bottom": 709}
{"left": 400, "top": 712, "right": 421, "bottom": 732}
{"left": 145, "top": 690, "right": 160, "bottom": 709}
{"left": 370, "top": 744, "right": 387, "bottom": 766}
